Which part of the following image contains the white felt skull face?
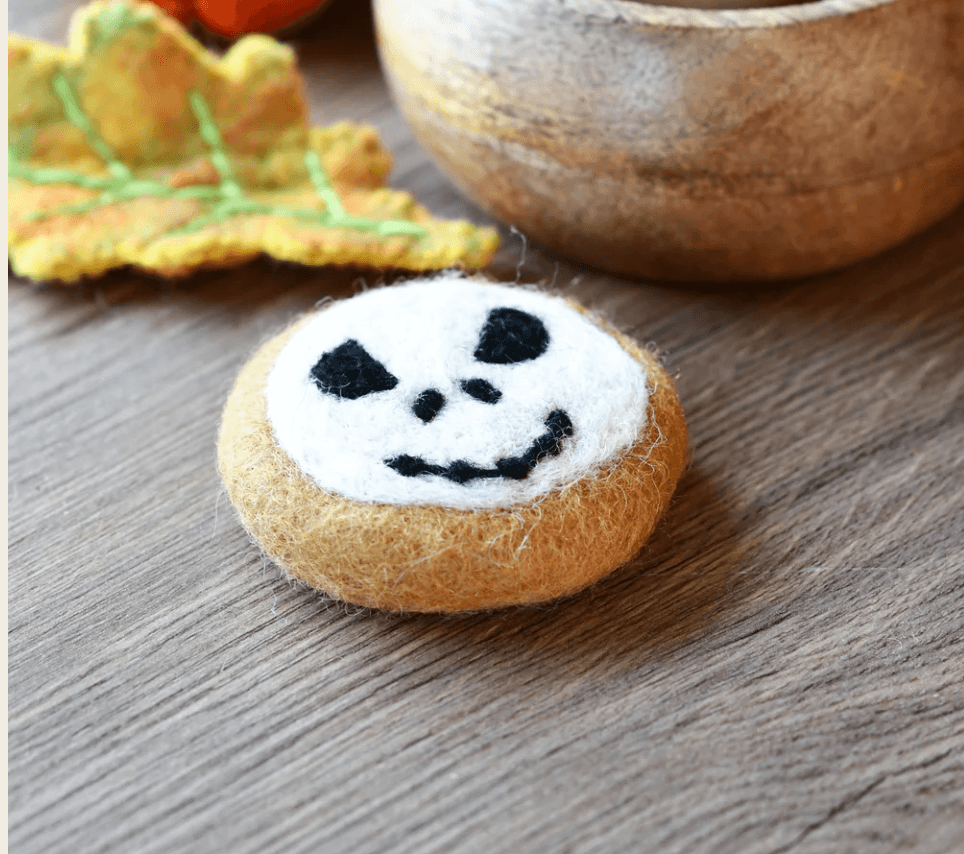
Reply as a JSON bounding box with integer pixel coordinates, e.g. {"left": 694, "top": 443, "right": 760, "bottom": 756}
{"left": 265, "top": 278, "right": 651, "bottom": 509}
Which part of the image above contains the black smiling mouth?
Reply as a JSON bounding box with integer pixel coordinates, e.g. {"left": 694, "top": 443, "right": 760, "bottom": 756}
{"left": 385, "top": 410, "right": 574, "bottom": 485}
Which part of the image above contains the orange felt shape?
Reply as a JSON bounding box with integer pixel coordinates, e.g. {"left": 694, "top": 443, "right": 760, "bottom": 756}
{"left": 152, "top": 0, "right": 330, "bottom": 37}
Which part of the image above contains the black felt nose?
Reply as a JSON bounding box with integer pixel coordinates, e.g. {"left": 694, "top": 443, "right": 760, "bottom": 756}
{"left": 412, "top": 388, "right": 446, "bottom": 423}
{"left": 460, "top": 378, "right": 502, "bottom": 404}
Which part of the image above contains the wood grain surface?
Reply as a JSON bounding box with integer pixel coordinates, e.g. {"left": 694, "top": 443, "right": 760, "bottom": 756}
{"left": 8, "top": 2, "right": 964, "bottom": 853}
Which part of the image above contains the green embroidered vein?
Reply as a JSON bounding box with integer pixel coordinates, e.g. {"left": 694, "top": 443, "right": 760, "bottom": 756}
{"left": 9, "top": 72, "right": 427, "bottom": 239}
{"left": 52, "top": 73, "right": 132, "bottom": 180}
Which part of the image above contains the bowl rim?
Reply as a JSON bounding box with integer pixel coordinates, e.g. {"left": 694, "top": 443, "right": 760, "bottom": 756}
{"left": 604, "top": 0, "right": 901, "bottom": 29}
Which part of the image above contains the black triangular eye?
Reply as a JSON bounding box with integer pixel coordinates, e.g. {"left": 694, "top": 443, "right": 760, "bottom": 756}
{"left": 474, "top": 307, "right": 550, "bottom": 364}
{"left": 310, "top": 339, "right": 399, "bottom": 399}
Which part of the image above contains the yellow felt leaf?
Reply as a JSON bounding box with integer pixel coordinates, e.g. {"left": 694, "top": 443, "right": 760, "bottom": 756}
{"left": 8, "top": 0, "right": 498, "bottom": 283}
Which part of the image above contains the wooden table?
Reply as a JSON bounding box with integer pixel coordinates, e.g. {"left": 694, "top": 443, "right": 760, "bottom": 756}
{"left": 9, "top": 2, "right": 964, "bottom": 852}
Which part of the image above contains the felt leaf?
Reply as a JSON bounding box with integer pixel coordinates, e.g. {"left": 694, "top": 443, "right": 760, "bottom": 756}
{"left": 7, "top": 0, "right": 499, "bottom": 283}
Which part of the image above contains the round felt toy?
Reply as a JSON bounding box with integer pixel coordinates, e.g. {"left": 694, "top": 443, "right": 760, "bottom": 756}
{"left": 218, "top": 275, "right": 687, "bottom": 612}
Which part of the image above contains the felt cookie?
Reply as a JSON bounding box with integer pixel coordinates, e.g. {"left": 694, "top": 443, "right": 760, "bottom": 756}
{"left": 218, "top": 274, "right": 688, "bottom": 612}
{"left": 7, "top": 1, "right": 498, "bottom": 283}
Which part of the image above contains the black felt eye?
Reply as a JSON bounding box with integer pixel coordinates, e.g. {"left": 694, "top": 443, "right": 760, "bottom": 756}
{"left": 474, "top": 307, "right": 550, "bottom": 364}
{"left": 310, "top": 339, "right": 399, "bottom": 399}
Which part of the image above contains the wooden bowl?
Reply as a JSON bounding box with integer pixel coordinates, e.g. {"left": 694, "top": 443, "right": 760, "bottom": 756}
{"left": 374, "top": 0, "right": 964, "bottom": 281}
